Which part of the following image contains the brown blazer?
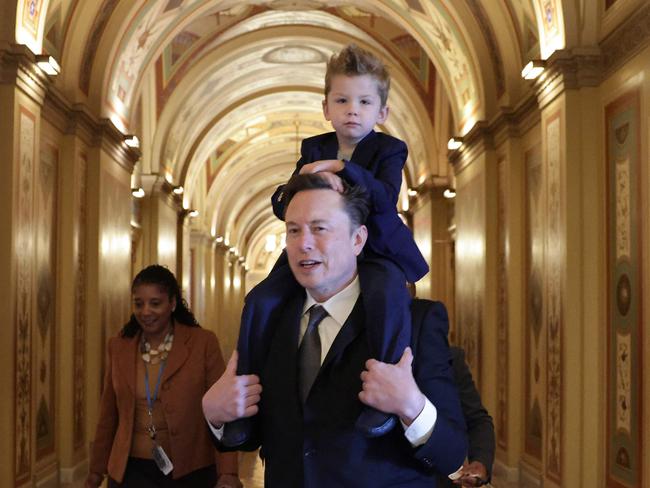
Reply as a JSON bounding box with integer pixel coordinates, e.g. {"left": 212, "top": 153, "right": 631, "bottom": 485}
{"left": 89, "top": 324, "right": 238, "bottom": 482}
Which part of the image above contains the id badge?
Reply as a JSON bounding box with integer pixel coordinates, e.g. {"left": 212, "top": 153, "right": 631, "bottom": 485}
{"left": 152, "top": 443, "right": 174, "bottom": 475}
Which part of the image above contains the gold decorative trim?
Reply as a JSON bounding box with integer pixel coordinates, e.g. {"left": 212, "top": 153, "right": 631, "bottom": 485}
{"left": 601, "top": 1, "right": 650, "bottom": 75}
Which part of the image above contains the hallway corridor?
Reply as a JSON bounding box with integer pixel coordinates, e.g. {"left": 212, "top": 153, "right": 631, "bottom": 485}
{"left": 1, "top": 0, "right": 650, "bottom": 486}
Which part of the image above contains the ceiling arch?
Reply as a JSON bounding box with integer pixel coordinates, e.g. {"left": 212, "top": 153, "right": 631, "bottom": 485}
{"left": 29, "top": 0, "right": 572, "bottom": 274}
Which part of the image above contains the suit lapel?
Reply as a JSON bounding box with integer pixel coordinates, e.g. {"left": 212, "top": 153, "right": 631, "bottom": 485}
{"left": 263, "top": 292, "right": 305, "bottom": 408}
{"left": 348, "top": 130, "right": 378, "bottom": 169}
{"left": 115, "top": 333, "right": 139, "bottom": 395}
{"left": 320, "top": 133, "right": 340, "bottom": 160}
{"left": 320, "top": 297, "right": 364, "bottom": 372}
{"left": 161, "top": 323, "right": 191, "bottom": 384}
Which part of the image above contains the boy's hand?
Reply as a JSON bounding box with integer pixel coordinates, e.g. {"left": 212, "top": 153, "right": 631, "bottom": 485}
{"left": 315, "top": 172, "right": 344, "bottom": 193}
{"left": 299, "top": 159, "right": 345, "bottom": 175}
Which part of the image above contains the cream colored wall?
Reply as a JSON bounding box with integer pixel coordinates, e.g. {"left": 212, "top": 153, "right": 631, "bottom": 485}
{"left": 85, "top": 147, "right": 134, "bottom": 461}
{"left": 412, "top": 197, "right": 433, "bottom": 299}
{"left": 156, "top": 198, "right": 178, "bottom": 273}
{"left": 412, "top": 190, "right": 456, "bottom": 330}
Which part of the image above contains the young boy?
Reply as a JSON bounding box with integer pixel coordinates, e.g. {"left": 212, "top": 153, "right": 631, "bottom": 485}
{"left": 223, "top": 44, "right": 429, "bottom": 447}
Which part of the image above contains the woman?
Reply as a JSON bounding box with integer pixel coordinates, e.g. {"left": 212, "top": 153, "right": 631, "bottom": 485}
{"left": 86, "top": 265, "right": 241, "bottom": 488}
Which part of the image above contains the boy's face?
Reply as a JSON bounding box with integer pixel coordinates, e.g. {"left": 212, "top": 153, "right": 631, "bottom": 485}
{"left": 323, "top": 74, "right": 388, "bottom": 148}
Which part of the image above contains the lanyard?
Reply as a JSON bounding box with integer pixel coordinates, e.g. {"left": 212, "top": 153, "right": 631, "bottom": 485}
{"left": 144, "top": 361, "right": 166, "bottom": 440}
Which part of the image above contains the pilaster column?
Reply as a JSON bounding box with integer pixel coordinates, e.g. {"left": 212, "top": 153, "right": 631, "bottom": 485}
{"left": 139, "top": 174, "right": 182, "bottom": 274}
{"left": 520, "top": 48, "right": 603, "bottom": 488}
{"left": 0, "top": 42, "right": 51, "bottom": 488}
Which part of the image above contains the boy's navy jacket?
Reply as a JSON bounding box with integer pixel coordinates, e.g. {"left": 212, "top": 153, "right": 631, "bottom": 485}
{"left": 272, "top": 130, "right": 429, "bottom": 282}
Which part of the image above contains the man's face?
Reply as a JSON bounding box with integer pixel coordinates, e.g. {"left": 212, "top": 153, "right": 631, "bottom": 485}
{"left": 323, "top": 74, "right": 388, "bottom": 148}
{"left": 285, "top": 189, "right": 367, "bottom": 303}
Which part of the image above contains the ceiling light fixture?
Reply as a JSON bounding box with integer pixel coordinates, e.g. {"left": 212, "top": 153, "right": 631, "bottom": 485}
{"left": 443, "top": 188, "right": 457, "bottom": 199}
{"left": 124, "top": 135, "right": 140, "bottom": 148}
{"left": 35, "top": 54, "right": 61, "bottom": 76}
{"left": 447, "top": 137, "right": 463, "bottom": 151}
{"left": 172, "top": 185, "right": 184, "bottom": 195}
{"left": 131, "top": 187, "right": 145, "bottom": 198}
{"left": 521, "top": 60, "right": 546, "bottom": 80}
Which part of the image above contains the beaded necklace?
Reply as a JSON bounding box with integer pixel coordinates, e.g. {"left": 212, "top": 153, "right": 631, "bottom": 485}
{"left": 141, "top": 329, "right": 174, "bottom": 364}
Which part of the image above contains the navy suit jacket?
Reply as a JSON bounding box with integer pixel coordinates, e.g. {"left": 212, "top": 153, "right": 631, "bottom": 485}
{"left": 272, "top": 131, "right": 429, "bottom": 282}
{"left": 218, "top": 296, "right": 467, "bottom": 487}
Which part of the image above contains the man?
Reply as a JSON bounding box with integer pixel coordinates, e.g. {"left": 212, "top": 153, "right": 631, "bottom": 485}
{"left": 202, "top": 174, "right": 467, "bottom": 487}
{"left": 439, "top": 347, "right": 495, "bottom": 487}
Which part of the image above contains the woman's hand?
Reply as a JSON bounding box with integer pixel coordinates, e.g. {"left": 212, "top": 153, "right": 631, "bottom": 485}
{"left": 216, "top": 473, "right": 243, "bottom": 488}
{"left": 84, "top": 472, "right": 104, "bottom": 488}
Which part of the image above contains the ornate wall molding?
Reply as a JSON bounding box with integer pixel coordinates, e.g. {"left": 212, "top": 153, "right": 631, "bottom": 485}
{"left": 0, "top": 43, "right": 48, "bottom": 105}
{"left": 42, "top": 87, "right": 139, "bottom": 172}
{"left": 601, "top": 1, "right": 650, "bottom": 76}
{"left": 534, "top": 49, "right": 603, "bottom": 109}
{"left": 449, "top": 93, "right": 540, "bottom": 174}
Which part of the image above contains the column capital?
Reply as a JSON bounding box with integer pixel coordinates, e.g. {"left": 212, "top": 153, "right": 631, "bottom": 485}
{"left": 534, "top": 48, "right": 602, "bottom": 109}
{"left": 141, "top": 174, "right": 183, "bottom": 211}
{"left": 41, "top": 86, "right": 139, "bottom": 172}
{"left": 0, "top": 43, "right": 49, "bottom": 105}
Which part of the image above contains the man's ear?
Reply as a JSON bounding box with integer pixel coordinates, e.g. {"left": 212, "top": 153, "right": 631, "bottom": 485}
{"left": 352, "top": 225, "right": 368, "bottom": 256}
{"left": 377, "top": 105, "right": 389, "bottom": 124}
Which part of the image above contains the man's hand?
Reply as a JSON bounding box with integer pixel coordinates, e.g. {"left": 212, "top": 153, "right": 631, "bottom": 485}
{"left": 454, "top": 461, "right": 489, "bottom": 486}
{"left": 202, "top": 351, "right": 262, "bottom": 426}
{"left": 358, "top": 347, "right": 426, "bottom": 425}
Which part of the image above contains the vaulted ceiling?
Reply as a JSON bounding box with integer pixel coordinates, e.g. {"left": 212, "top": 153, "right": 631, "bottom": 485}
{"left": 20, "top": 0, "right": 560, "bottom": 272}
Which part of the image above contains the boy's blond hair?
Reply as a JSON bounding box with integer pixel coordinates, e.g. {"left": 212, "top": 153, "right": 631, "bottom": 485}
{"left": 324, "top": 44, "right": 390, "bottom": 106}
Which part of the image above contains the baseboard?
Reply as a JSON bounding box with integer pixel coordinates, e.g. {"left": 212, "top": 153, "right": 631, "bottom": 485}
{"left": 59, "top": 458, "right": 88, "bottom": 486}
{"left": 491, "top": 459, "right": 519, "bottom": 487}
{"left": 518, "top": 460, "right": 543, "bottom": 488}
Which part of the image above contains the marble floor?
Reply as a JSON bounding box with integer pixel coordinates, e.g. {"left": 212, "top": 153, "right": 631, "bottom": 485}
{"left": 239, "top": 450, "right": 264, "bottom": 488}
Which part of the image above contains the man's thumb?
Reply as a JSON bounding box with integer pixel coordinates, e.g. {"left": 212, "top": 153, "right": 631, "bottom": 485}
{"left": 225, "top": 350, "right": 238, "bottom": 375}
{"left": 399, "top": 347, "right": 414, "bottom": 368}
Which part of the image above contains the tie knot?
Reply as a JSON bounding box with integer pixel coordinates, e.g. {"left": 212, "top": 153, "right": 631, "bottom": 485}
{"left": 307, "top": 305, "right": 328, "bottom": 328}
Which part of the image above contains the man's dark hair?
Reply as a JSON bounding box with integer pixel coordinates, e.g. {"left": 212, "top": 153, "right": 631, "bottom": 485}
{"left": 282, "top": 173, "right": 370, "bottom": 229}
{"left": 121, "top": 264, "right": 199, "bottom": 337}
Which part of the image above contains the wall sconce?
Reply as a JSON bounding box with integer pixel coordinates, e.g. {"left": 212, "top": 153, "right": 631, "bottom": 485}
{"left": 443, "top": 188, "right": 457, "bottom": 199}
{"left": 124, "top": 135, "right": 140, "bottom": 148}
{"left": 265, "top": 234, "right": 277, "bottom": 253}
{"left": 35, "top": 54, "right": 60, "bottom": 76}
{"left": 172, "top": 185, "right": 184, "bottom": 195}
{"left": 447, "top": 137, "right": 463, "bottom": 151}
{"left": 131, "top": 187, "right": 145, "bottom": 198}
{"left": 407, "top": 189, "right": 418, "bottom": 197}
{"left": 187, "top": 209, "right": 199, "bottom": 218}
{"left": 521, "top": 60, "right": 546, "bottom": 80}
{"left": 215, "top": 236, "right": 224, "bottom": 244}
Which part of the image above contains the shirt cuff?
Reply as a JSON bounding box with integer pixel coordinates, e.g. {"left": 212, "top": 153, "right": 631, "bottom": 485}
{"left": 205, "top": 415, "right": 224, "bottom": 440}
{"left": 401, "top": 398, "right": 437, "bottom": 447}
